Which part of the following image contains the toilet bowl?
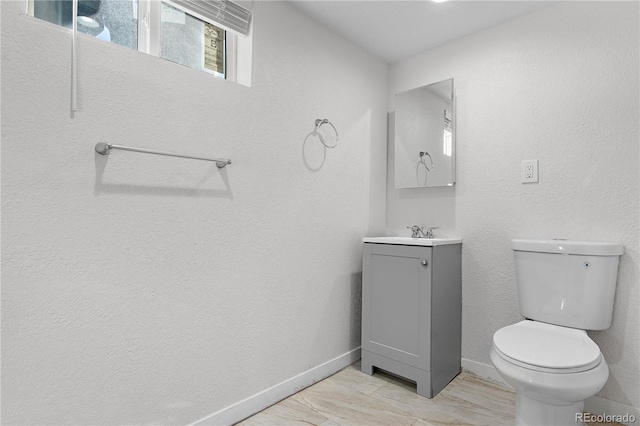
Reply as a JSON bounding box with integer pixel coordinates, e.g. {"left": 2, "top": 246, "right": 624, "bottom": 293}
{"left": 491, "top": 320, "right": 609, "bottom": 425}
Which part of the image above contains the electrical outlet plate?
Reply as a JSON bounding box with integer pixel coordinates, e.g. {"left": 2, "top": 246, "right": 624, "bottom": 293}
{"left": 521, "top": 160, "right": 539, "bottom": 183}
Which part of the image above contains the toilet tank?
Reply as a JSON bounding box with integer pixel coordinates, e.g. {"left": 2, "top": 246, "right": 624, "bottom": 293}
{"left": 512, "top": 239, "right": 623, "bottom": 330}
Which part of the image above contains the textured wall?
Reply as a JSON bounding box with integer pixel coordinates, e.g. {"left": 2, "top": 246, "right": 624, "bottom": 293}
{"left": 0, "top": 1, "right": 388, "bottom": 424}
{"left": 388, "top": 2, "right": 639, "bottom": 409}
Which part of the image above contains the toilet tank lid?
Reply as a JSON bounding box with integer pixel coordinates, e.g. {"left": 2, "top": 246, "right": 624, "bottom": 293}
{"left": 512, "top": 239, "right": 623, "bottom": 256}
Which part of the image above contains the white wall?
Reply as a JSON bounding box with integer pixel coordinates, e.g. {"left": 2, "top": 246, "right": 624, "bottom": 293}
{"left": 388, "top": 2, "right": 639, "bottom": 410}
{"left": 0, "top": 1, "right": 388, "bottom": 424}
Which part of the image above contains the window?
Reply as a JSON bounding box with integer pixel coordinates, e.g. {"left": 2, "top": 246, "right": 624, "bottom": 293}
{"left": 443, "top": 109, "right": 452, "bottom": 157}
{"left": 31, "top": 0, "right": 139, "bottom": 49}
{"left": 159, "top": 3, "right": 225, "bottom": 77}
{"left": 28, "top": 0, "right": 252, "bottom": 83}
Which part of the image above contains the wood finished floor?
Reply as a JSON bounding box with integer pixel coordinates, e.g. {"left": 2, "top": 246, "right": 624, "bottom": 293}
{"left": 237, "top": 361, "right": 622, "bottom": 426}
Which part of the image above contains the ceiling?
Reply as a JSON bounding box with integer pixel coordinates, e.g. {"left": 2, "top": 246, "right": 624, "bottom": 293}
{"left": 288, "top": 1, "right": 556, "bottom": 63}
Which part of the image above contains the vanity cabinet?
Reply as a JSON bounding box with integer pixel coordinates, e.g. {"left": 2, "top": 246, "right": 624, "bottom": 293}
{"left": 361, "top": 239, "right": 461, "bottom": 398}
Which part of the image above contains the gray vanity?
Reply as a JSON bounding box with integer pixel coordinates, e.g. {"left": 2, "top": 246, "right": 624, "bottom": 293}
{"left": 361, "top": 237, "right": 462, "bottom": 398}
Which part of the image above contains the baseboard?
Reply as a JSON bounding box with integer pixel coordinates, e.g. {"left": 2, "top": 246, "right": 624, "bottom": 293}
{"left": 461, "top": 358, "right": 639, "bottom": 425}
{"left": 189, "top": 347, "right": 362, "bottom": 426}
{"left": 461, "top": 357, "right": 512, "bottom": 389}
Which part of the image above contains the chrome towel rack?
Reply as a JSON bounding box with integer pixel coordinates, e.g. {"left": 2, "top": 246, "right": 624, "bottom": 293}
{"left": 95, "top": 143, "right": 232, "bottom": 168}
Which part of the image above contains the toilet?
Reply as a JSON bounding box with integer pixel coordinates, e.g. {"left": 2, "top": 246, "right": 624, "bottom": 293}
{"left": 490, "top": 239, "right": 623, "bottom": 426}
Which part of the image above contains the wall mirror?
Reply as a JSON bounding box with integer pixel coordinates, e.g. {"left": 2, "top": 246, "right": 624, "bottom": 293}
{"left": 394, "top": 78, "right": 455, "bottom": 188}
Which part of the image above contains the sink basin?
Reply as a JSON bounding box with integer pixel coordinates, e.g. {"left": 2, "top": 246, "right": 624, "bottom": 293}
{"left": 362, "top": 237, "right": 462, "bottom": 247}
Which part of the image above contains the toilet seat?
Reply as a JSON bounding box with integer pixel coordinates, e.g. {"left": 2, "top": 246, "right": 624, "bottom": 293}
{"left": 493, "top": 320, "right": 602, "bottom": 374}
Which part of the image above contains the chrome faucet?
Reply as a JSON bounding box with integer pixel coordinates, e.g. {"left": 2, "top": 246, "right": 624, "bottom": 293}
{"left": 407, "top": 225, "right": 439, "bottom": 239}
{"left": 407, "top": 225, "right": 424, "bottom": 238}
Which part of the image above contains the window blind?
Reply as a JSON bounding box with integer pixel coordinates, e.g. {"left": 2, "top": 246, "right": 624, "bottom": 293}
{"left": 444, "top": 110, "right": 452, "bottom": 132}
{"left": 162, "top": 0, "right": 252, "bottom": 35}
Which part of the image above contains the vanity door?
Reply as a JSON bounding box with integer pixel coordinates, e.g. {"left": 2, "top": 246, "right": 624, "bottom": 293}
{"left": 361, "top": 243, "right": 432, "bottom": 371}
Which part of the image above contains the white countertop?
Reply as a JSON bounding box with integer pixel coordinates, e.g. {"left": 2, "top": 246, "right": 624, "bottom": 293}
{"left": 362, "top": 237, "right": 462, "bottom": 246}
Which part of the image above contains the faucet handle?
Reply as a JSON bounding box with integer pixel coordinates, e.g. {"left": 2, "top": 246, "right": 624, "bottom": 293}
{"left": 425, "top": 227, "right": 439, "bottom": 238}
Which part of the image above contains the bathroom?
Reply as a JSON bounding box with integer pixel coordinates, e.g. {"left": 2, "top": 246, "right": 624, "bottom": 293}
{"left": 1, "top": 0, "right": 638, "bottom": 425}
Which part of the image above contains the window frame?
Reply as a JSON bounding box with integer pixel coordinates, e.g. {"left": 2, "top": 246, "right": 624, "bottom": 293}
{"left": 27, "top": 0, "right": 239, "bottom": 82}
{"left": 137, "top": 0, "right": 236, "bottom": 81}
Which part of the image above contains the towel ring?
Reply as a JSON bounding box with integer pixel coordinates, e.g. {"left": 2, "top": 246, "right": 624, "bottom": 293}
{"left": 315, "top": 119, "right": 339, "bottom": 149}
{"left": 419, "top": 151, "right": 434, "bottom": 171}
{"left": 416, "top": 151, "right": 434, "bottom": 186}
{"left": 416, "top": 160, "right": 428, "bottom": 186}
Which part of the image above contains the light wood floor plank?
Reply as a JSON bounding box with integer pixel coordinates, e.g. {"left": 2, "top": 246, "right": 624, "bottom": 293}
{"left": 238, "top": 361, "right": 622, "bottom": 426}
